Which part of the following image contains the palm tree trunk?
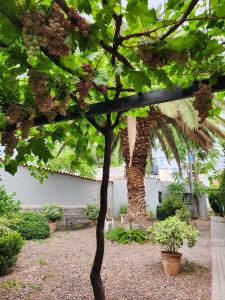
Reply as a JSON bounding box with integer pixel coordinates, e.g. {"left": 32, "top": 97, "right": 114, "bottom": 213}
{"left": 120, "top": 116, "right": 153, "bottom": 222}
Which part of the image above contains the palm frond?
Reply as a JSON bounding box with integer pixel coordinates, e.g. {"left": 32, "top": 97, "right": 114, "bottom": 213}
{"left": 158, "top": 102, "right": 178, "bottom": 118}
{"left": 154, "top": 127, "right": 171, "bottom": 164}
{"left": 204, "top": 120, "right": 225, "bottom": 139}
{"left": 158, "top": 122, "right": 181, "bottom": 174}
{"left": 171, "top": 117, "right": 213, "bottom": 151}
{"left": 176, "top": 100, "right": 199, "bottom": 129}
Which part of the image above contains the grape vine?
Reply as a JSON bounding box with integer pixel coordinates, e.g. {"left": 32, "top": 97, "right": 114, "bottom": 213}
{"left": 139, "top": 45, "right": 188, "bottom": 68}
{"left": 28, "top": 69, "right": 53, "bottom": 113}
{"left": 193, "top": 83, "right": 213, "bottom": 123}
{"left": 76, "top": 64, "right": 94, "bottom": 109}
{"left": 22, "top": 4, "right": 90, "bottom": 61}
{"left": 1, "top": 131, "right": 19, "bottom": 156}
{"left": 6, "top": 104, "right": 24, "bottom": 125}
{"left": 68, "top": 8, "right": 90, "bottom": 37}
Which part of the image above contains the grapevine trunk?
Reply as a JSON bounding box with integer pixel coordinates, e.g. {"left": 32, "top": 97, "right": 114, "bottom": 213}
{"left": 90, "top": 126, "right": 113, "bottom": 300}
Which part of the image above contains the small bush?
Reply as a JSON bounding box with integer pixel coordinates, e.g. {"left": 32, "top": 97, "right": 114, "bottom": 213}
{"left": 149, "top": 216, "right": 199, "bottom": 253}
{"left": 0, "top": 227, "right": 24, "bottom": 275}
{"left": 0, "top": 214, "right": 22, "bottom": 231}
{"left": 156, "top": 194, "right": 185, "bottom": 220}
{"left": 175, "top": 207, "right": 192, "bottom": 223}
{"left": 16, "top": 212, "right": 50, "bottom": 240}
{"left": 41, "top": 204, "right": 63, "bottom": 222}
{"left": 0, "top": 184, "right": 21, "bottom": 217}
{"left": 105, "top": 227, "right": 148, "bottom": 244}
{"left": 85, "top": 203, "right": 99, "bottom": 220}
{"left": 119, "top": 204, "right": 128, "bottom": 215}
{"left": 208, "top": 190, "right": 223, "bottom": 216}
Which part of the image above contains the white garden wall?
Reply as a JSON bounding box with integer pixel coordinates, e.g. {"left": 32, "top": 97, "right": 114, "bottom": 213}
{"left": 0, "top": 166, "right": 168, "bottom": 217}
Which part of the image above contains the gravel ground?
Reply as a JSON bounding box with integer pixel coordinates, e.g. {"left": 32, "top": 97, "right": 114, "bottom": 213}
{"left": 0, "top": 221, "right": 211, "bottom": 300}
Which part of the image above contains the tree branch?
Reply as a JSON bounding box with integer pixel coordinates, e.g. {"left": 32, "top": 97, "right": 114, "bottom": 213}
{"left": 160, "top": 0, "right": 200, "bottom": 41}
{"left": 99, "top": 40, "right": 134, "bottom": 69}
{"left": 112, "top": 111, "right": 123, "bottom": 129}
{"left": 87, "top": 117, "right": 104, "bottom": 133}
{"left": 120, "top": 11, "right": 224, "bottom": 43}
{"left": 111, "top": 14, "right": 123, "bottom": 65}
{"left": 93, "top": 82, "right": 109, "bottom": 101}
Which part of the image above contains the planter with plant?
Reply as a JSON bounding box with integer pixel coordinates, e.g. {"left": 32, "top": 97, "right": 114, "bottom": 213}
{"left": 149, "top": 216, "right": 199, "bottom": 276}
{"left": 41, "top": 204, "right": 64, "bottom": 233}
{"left": 85, "top": 203, "right": 99, "bottom": 225}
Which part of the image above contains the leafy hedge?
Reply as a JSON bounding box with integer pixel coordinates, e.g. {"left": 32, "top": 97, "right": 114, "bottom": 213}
{"left": 156, "top": 194, "right": 185, "bottom": 220}
{"left": 16, "top": 212, "right": 50, "bottom": 240}
{"left": 105, "top": 227, "right": 148, "bottom": 244}
{"left": 85, "top": 203, "right": 99, "bottom": 220}
{"left": 208, "top": 189, "right": 223, "bottom": 216}
{"left": 175, "top": 206, "right": 192, "bottom": 223}
{"left": 0, "top": 226, "right": 24, "bottom": 275}
{"left": 0, "top": 184, "right": 20, "bottom": 216}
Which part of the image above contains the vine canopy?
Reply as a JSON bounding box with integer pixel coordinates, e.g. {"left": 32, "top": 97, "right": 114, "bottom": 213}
{"left": 0, "top": 0, "right": 224, "bottom": 174}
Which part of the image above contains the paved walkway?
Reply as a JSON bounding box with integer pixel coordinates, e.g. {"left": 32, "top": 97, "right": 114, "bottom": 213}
{"left": 211, "top": 216, "right": 225, "bottom": 300}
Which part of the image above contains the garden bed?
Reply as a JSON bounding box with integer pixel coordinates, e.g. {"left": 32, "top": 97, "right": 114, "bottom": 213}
{"left": 0, "top": 222, "right": 211, "bottom": 300}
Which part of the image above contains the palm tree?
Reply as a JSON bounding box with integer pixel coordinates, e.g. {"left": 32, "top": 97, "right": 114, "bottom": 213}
{"left": 120, "top": 101, "right": 225, "bottom": 222}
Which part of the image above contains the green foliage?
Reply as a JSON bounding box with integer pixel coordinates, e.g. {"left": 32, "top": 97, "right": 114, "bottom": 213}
{"left": 0, "top": 227, "right": 24, "bottom": 275}
{"left": 156, "top": 194, "right": 185, "bottom": 220}
{"left": 208, "top": 189, "right": 223, "bottom": 216}
{"left": 85, "top": 203, "right": 99, "bottom": 220}
{"left": 0, "top": 183, "right": 21, "bottom": 216}
{"left": 105, "top": 227, "right": 148, "bottom": 244}
{"left": 0, "top": 214, "right": 22, "bottom": 231}
{"left": 149, "top": 216, "right": 199, "bottom": 253}
{"left": 220, "top": 169, "right": 225, "bottom": 215}
{"left": 41, "top": 204, "right": 63, "bottom": 222}
{"left": 193, "top": 180, "right": 207, "bottom": 197}
{"left": 118, "top": 204, "right": 128, "bottom": 215}
{"left": 175, "top": 206, "right": 192, "bottom": 223}
{"left": 0, "top": 0, "right": 223, "bottom": 178}
{"left": 167, "top": 181, "right": 186, "bottom": 196}
{"left": 16, "top": 212, "right": 50, "bottom": 240}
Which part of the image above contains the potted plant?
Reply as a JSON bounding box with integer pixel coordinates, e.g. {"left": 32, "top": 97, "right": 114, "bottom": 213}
{"left": 41, "top": 204, "right": 63, "bottom": 233}
{"left": 85, "top": 203, "right": 99, "bottom": 225}
{"left": 149, "top": 216, "right": 199, "bottom": 276}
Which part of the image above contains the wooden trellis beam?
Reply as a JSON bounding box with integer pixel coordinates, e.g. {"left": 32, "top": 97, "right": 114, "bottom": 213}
{"left": 5, "top": 75, "right": 225, "bottom": 131}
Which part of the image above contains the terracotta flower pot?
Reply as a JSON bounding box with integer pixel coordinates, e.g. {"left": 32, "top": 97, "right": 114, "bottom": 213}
{"left": 161, "top": 251, "right": 182, "bottom": 276}
{"left": 49, "top": 221, "right": 57, "bottom": 233}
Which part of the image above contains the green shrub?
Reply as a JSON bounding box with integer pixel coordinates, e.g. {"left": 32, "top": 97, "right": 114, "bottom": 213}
{"left": 41, "top": 204, "right": 63, "bottom": 222}
{"left": 149, "top": 216, "right": 199, "bottom": 253}
{"left": 105, "top": 227, "right": 148, "bottom": 244}
{"left": 208, "top": 190, "right": 223, "bottom": 216}
{"left": 0, "top": 184, "right": 21, "bottom": 217}
{"left": 85, "top": 203, "right": 99, "bottom": 220}
{"left": 0, "top": 227, "right": 24, "bottom": 275}
{"left": 175, "top": 207, "right": 192, "bottom": 223}
{"left": 16, "top": 212, "right": 50, "bottom": 240}
{"left": 118, "top": 204, "right": 127, "bottom": 215}
{"left": 167, "top": 181, "right": 185, "bottom": 196}
{"left": 0, "top": 214, "right": 22, "bottom": 231}
{"left": 156, "top": 194, "right": 185, "bottom": 220}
